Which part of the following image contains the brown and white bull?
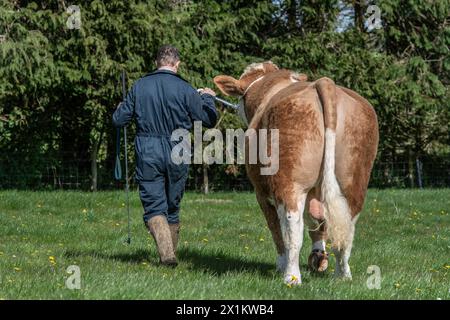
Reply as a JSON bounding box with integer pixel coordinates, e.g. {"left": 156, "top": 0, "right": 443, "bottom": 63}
{"left": 214, "top": 62, "right": 379, "bottom": 285}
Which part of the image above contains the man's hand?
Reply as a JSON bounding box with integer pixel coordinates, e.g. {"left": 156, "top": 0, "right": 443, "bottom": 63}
{"left": 198, "top": 88, "right": 216, "bottom": 96}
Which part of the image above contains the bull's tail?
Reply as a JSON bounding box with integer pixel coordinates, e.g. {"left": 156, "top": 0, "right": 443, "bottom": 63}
{"left": 315, "top": 78, "right": 354, "bottom": 251}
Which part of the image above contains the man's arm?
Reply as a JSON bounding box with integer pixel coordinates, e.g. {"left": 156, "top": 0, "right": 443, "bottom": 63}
{"left": 112, "top": 85, "right": 136, "bottom": 128}
{"left": 186, "top": 87, "right": 218, "bottom": 128}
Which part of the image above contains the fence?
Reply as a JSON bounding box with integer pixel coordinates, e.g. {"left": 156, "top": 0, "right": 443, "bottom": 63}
{"left": 0, "top": 155, "right": 448, "bottom": 191}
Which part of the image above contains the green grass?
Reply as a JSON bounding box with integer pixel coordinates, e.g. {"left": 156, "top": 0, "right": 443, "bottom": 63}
{"left": 0, "top": 189, "right": 449, "bottom": 299}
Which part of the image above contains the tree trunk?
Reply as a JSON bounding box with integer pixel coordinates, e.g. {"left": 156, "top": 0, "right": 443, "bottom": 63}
{"left": 287, "top": 0, "right": 298, "bottom": 32}
{"left": 353, "top": 0, "right": 365, "bottom": 32}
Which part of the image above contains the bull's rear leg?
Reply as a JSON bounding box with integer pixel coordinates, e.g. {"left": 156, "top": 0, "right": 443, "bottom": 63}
{"left": 277, "top": 193, "right": 307, "bottom": 286}
{"left": 256, "top": 193, "right": 286, "bottom": 273}
{"left": 305, "top": 189, "right": 329, "bottom": 272}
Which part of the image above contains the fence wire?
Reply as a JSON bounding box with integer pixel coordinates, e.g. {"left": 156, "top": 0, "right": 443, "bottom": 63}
{"left": 0, "top": 155, "right": 448, "bottom": 191}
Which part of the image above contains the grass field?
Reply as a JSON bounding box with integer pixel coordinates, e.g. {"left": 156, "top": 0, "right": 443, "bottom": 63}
{"left": 0, "top": 189, "right": 449, "bottom": 299}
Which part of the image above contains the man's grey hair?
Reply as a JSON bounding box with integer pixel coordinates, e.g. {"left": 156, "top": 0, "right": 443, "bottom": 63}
{"left": 156, "top": 45, "right": 180, "bottom": 68}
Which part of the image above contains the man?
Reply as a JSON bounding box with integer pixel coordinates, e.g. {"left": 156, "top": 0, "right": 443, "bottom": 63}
{"left": 113, "top": 45, "right": 217, "bottom": 266}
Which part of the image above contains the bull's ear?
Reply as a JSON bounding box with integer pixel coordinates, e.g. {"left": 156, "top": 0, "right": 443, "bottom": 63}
{"left": 213, "top": 75, "right": 244, "bottom": 97}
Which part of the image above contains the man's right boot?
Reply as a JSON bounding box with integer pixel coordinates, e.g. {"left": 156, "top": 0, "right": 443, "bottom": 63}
{"left": 147, "top": 215, "right": 177, "bottom": 267}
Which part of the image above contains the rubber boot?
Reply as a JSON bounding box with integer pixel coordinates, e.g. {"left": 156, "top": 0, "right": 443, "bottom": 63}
{"left": 147, "top": 215, "right": 177, "bottom": 267}
{"left": 169, "top": 223, "right": 180, "bottom": 253}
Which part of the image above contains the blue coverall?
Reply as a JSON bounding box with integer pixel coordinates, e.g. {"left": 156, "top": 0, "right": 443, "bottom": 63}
{"left": 112, "top": 69, "right": 218, "bottom": 224}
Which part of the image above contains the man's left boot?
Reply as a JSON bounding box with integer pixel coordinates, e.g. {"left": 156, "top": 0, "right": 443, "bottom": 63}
{"left": 147, "top": 215, "right": 178, "bottom": 267}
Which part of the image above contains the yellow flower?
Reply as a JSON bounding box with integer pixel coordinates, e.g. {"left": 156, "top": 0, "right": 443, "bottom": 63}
{"left": 14, "top": 267, "right": 21, "bottom": 272}
{"left": 49, "top": 256, "right": 56, "bottom": 265}
{"left": 244, "top": 246, "right": 249, "bottom": 250}
{"left": 259, "top": 238, "right": 264, "bottom": 242}
{"left": 82, "top": 209, "right": 87, "bottom": 214}
{"left": 202, "top": 238, "right": 208, "bottom": 243}
{"left": 444, "top": 265, "right": 450, "bottom": 270}
{"left": 394, "top": 283, "right": 400, "bottom": 289}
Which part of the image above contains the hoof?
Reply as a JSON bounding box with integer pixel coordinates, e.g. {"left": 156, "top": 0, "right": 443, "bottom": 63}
{"left": 334, "top": 271, "right": 352, "bottom": 280}
{"left": 284, "top": 274, "right": 301, "bottom": 286}
{"left": 308, "top": 249, "right": 329, "bottom": 272}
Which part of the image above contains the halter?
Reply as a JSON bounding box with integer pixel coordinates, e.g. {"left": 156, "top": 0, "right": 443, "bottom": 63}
{"left": 240, "top": 75, "right": 265, "bottom": 99}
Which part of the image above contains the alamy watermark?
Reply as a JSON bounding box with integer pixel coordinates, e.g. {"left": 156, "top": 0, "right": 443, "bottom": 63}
{"left": 366, "top": 265, "right": 381, "bottom": 289}
{"left": 66, "top": 5, "right": 82, "bottom": 30}
{"left": 170, "top": 121, "right": 279, "bottom": 175}
{"left": 65, "top": 265, "right": 81, "bottom": 289}
{"left": 365, "top": 4, "right": 382, "bottom": 32}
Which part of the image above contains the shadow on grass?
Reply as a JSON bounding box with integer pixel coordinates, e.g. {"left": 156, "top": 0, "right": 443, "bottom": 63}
{"left": 64, "top": 247, "right": 276, "bottom": 278}
{"left": 178, "top": 247, "right": 275, "bottom": 277}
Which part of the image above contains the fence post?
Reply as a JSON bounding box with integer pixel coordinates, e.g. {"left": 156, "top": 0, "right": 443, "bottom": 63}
{"left": 416, "top": 158, "right": 423, "bottom": 189}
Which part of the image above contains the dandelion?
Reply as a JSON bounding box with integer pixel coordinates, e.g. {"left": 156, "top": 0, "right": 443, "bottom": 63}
{"left": 259, "top": 238, "right": 264, "bottom": 242}
{"left": 376, "top": 209, "right": 380, "bottom": 213}
{"left": 244, "top": 246, "right": 249, "bottom": 250}
{"left": 14, "top": 267, "right": 21, "bottom": 272}
{"left": 49, "top": 256, "right": 56, "bottom": 266}
{"left": 444, "top": 265, "right": 450, "bottom": 270}
{"left": 286, "top": 275, "right": 298, "bottom": 288}
{"left": 202, "top": 238, "right": 208, "bottom": 243}
{"left": 394, "top": 283, "right": 400, "bottom": 289}
{"left": 82, "top": 209, "right": 87, "bottom": 214}
{"left": 115, "top": 223, "right": 120, "bottom": 226}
